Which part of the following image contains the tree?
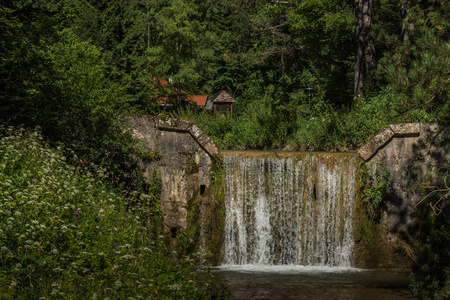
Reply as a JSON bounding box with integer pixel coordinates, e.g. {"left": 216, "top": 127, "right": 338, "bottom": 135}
{"left": 287, "top": 0, "right": 354, "bottom": 106}
{"left": 0, "top": 1, "right": 144, "bottom": 191}
{"left": 376, "top": 0, "right": 449, "bottom": 123}
{"left": 354, "top": 0, "right": 377, "bottom": 97}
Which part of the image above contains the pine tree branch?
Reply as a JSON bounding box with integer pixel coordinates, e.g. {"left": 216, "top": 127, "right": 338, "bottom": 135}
{"left": 259, "top": 23, "right": 287, "bottom": 31}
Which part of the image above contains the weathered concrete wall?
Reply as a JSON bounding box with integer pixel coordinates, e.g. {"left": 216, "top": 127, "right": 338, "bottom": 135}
{"left": 356, "top": 122, "right": 449, "bottom": 267}
{"left": 128, "top": 115, "right": 219, "bottom": 230}
{"left": 128, "top": 116, "right": 448, "bottom": 267}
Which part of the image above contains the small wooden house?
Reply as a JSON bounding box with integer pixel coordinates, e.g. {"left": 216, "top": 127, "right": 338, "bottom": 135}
{"left": 212, "top": 90, "right": 235, "bottom": 118}
{"left": 151, "top": 77, "right": 209, "bottom": 109}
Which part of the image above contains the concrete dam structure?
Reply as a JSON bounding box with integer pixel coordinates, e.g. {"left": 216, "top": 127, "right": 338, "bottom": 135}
{"left": 129, "top": 116, "right": 448, "bottom": 268}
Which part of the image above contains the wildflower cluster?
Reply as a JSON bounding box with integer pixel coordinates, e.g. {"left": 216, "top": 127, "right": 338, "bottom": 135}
{"left": 0, "top": 127, "right": 229, "bottom": 299}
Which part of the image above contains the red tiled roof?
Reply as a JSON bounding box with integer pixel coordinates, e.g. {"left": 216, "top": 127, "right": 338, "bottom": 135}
{"left": 151, "top": 78, "right": 208, "bottom": 106}
{"left": 213, "top": 90, "right": 235, "bottom": 103}
{"left": 188, "top": 95, "right": 208, "bottom": 106}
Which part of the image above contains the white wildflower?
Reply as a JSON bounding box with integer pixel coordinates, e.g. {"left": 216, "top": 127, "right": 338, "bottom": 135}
{"left": 167, "top": 284, "right": 182, "bottom": 291}
{"left": 114, "top": 280, "right": 122, "bottom": 289}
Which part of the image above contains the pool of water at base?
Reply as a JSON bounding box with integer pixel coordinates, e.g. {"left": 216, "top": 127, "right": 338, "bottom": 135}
{"left": 213, "top": 265, "right": 413, "bottom": 300}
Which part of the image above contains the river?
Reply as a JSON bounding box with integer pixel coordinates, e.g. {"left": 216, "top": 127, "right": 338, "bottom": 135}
{"left": 213, "top": 265, "right": 412, "bottom": 300}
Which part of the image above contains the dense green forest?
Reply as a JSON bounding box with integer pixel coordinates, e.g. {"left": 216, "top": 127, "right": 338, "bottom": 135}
{"left": 1, "top": 0, "right": 448, "bottom": 151}
{"left": 0, "top": 0, "right": 449, "bottom": 298}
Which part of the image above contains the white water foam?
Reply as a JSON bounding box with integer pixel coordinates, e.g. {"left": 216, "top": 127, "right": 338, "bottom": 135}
{"left": 222, "top": 153, "right": 358, "bottom": 267}
{"left": 215, "top": 264, "right": 364, "bottom": 274}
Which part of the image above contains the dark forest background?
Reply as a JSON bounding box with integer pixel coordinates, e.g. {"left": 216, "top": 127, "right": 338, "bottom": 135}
{"left": 1, "top": 0, "right": 448, "bottom": 151}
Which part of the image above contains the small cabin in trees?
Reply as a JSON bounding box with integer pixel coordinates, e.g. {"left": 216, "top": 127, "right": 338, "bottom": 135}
{"left": 151, "top": 77, "right": 209, "bottom": 108}
{"left": 151, "top": 78, "right": 236, "bottom": 118}
{"left": 211, "top": 90, "right": 235, "bottom": 118}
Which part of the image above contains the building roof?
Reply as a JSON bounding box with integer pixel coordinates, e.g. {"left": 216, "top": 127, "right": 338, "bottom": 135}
{"left": 151, "top": 78, "right": 208, "bottom": 106}
{"left": 213, "top": 90, "right": 235, "bottom": 103}
{"left": 188, "top": 95, "right": 208, "bottom": 106}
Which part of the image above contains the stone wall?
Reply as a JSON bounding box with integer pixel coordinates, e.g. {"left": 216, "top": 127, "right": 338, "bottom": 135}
{"left": 128, "top": 115, "right": 219, "bottom": 231}
{"left": 356, "top": 122, "right": 449, "bottom": 267}
{"left": 127, "top": 116, "right": 448, "bottom": 267}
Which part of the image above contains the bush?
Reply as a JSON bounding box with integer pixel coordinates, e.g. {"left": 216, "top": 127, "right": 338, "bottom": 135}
{"left": 0, "top": 127, "right": 229, "bottom": 299}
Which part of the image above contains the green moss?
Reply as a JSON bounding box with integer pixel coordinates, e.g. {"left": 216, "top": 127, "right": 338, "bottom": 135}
{"left": 208, "top": 155, "right": 227, "bottom": 264}
{"left": 353, "top": 162, "right": 394, "bottom": 268}
{"left": 176, "top": 155, "right": 226, "bottom": 266}
{"left": 184, "top": 159, "right": 199, "bottom": 174}
{"left": 138, "top": 149, "right": 161, "bottom": 162}
{"left": 354, "top": 161, "right": 416, "bottom": 269}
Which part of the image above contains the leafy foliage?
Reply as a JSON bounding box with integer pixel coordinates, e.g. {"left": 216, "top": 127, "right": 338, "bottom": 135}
{"left": 361, "top": 164, "right": 393, "bottom": 220}
{"left": 0, "top": 128, "right": 229, "bottom": 299}
{"left": 0, "top": 3, "right": 146, "bottom": 193}
{"left": 376, "top": 0, "right": 449, "bottom": 123}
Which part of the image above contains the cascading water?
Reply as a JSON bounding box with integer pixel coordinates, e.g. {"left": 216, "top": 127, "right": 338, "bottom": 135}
{"left": 222, "top": 152, "right": 359, "bottom": 267}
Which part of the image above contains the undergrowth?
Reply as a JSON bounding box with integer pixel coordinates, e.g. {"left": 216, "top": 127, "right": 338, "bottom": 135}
{"left": 170, "top": 87, "right": 402, "bottom": 151}
{"left": 0, "top": 127, "right": 229, "bottom": 299}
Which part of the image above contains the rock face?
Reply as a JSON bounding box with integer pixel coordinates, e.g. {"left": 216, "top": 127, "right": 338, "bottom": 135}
{"left": 128, "top": 115, "right": 219, "bottom": 230}
{"left": 357, "top": 122, "right": 449, "bottom": 267}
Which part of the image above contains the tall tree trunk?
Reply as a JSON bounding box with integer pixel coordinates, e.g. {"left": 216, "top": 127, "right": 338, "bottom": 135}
{"left": 401, "top": 1, "right": 414, "bottom": 42}
{"left": 354, "top": 0, "right": 376, "bottom": 97}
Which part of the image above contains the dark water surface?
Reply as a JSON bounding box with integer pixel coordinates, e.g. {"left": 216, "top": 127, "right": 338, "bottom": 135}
{"left": 213, "top": 266, "right": 413, "bottom": 300}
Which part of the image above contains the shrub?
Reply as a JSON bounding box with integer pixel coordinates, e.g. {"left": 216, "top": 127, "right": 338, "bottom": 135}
{"left": 0, "top": 127, "right": 229, "bottom": 299}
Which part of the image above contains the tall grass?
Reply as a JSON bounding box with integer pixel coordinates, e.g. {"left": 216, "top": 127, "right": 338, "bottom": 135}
{"left": 0, "top": 127, "right": 229, "bottom": 299}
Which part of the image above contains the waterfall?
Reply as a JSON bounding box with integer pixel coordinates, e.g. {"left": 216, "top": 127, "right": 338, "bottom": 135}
{"left": 222, "top": 152, "right": 359, "bottom": 267}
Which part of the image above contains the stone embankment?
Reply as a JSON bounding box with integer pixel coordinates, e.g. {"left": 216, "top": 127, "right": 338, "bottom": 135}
{"left": 128, "top": 115, "right": 218, "bottom": 231}
{"left": 356, "top": 122, "right": 449, "bottom": 267}
{"left": 129, "top": 116, "right": 448, "bottom": 268}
